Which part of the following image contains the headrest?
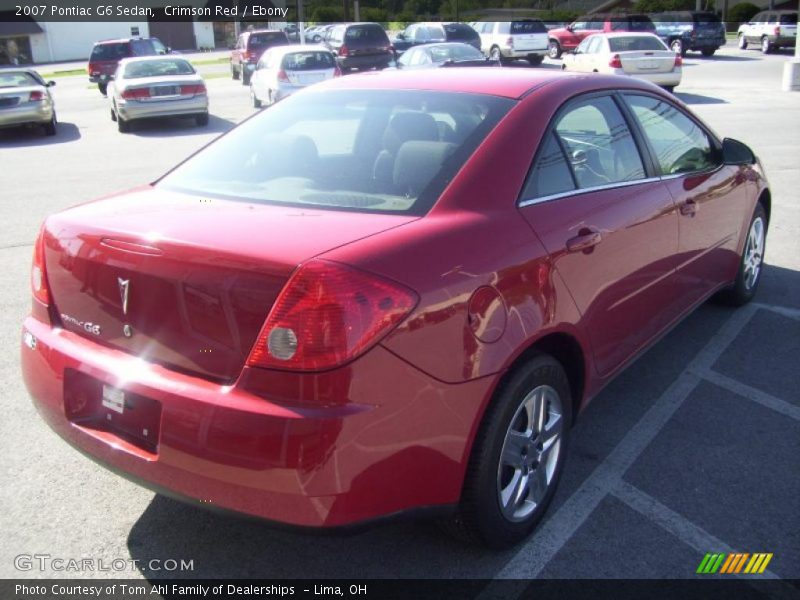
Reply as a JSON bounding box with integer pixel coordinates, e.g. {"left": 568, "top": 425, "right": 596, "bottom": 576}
{"left": 260, "top": 133, "right": 319, "bottom": 176}
{"left": 393, "top": 141, "right": 457, "bottom": 196}
{"left": 382, "top": 111, "right": 439, "bottom": 155}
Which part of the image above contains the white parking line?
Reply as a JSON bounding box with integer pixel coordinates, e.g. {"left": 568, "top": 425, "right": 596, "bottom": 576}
{"left": 481, "top": 305, "right": 759, "bottom": 584}
{"left": 612, "top": 482, "right": 799, "bottom": 599}
{"left": 754, "top": 302, "right": 800, "bottom": 321}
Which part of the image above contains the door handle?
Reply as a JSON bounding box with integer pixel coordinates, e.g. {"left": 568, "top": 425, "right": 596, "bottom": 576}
{"left": 566, "top": 229, "right": 602, "bottom": 253}
{"left": 680, "top": 198, "right": 698, "bottom": 217}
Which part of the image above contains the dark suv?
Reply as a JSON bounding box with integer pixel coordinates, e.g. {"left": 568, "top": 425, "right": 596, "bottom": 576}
{"left": 230, "top": 30, "right": 289, "bottom": 86}
{"left": 393, "top": 22, "right": 481, "bottom": 54}
{"left": 653, "top": 11, "right": 726, "bottom": 56}
{"left": 88, "top": 38, "right": 168, "bottom": 95}
{"left": 325, "top": 23, "right": 394, "bottom": 72}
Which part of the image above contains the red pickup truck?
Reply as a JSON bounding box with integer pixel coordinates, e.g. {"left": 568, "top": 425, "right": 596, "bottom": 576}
{"left": 547, "top": 14, "right": 656, "bottom": 58}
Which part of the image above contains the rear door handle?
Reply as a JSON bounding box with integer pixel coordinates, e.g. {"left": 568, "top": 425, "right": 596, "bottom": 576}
{"left": 566, "top": 229, "right": 602, "bottom": 253}
{"left": 680, "top": 199, "right": 698, "bottom": 216}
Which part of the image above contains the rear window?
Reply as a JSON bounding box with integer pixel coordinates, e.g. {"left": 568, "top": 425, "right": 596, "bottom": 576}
{"left": 693, "top": 12, "right": 721, "bottom": 23}
{"left": 0, "top": 71, "right": 40, "bottom": 87}
{"left": 780, "top": 13, "right": 797, "bottom": 24}
{"left": 123, "top": 59, "right": 195, "bottom": 78}
{"left": 345, "top": 24, "right": 390, "bottom": 43}
{"left": 444, "top": 23, "right": 477, "bottom": 40}
{"left": 510, "top": 20, "right": 547, "bottom": 34}
{"left": 90, "top": 43, "right": 130, "bottom": 61}
{"left": 158, "top": 90, "right": 513, "bottom": 216}
{"left": 281, "top": 51, "right": 335, "bottom": 71}
{"left": 248, "top": 32, "right": 288, "bottom": 48}
{"left": 609, "top": 36, "right": 667, "bottom": 51}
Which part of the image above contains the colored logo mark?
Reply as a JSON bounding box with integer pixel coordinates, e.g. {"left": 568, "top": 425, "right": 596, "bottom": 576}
{"left": 696, "top": 553, "right": 773, "bottom": 574}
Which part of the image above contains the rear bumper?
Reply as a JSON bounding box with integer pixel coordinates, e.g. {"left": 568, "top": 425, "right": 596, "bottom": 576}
{"left": 21, "top": 316, "right": 493, "bottom": 528}
{"left": 501, "top": 47, "right": 548, "bottom": 59}
{"left": 116, "top": 96, "right": 208, "bottom": 121}
{"left": 612, "top": 68, "right": 682, "bottom": 87}
{"left": 337, "top": 54, "right": 393, "bottom": 70}
{"left": 771, "top": 35, "right": 796, "bottom": 46}
{"left": 0, "top": 102, "right": 53, "bottom": 128}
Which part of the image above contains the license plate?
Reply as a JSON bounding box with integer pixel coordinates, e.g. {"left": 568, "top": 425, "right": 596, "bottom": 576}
{"left": 101, "top": 385, "right": 125, "bottom": 414}
{"left": 640, "top": 59, "right": 658, "bottom": 70}
{"left": 151, "top": 86, "right": 178, "bottom": 96}
{"left": 0, "top": 97, "right": 19, "bottom": 108}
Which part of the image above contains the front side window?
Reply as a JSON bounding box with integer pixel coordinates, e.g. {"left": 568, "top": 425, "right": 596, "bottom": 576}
{"left": 625, "top": 94, "right": 720, "bottom": 175}
{"left": 158, "top": 90, "right": 513, "bottom": 215}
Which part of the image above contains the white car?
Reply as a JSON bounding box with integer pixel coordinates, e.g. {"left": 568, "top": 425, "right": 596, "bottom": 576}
{"left": 250, "top": 44, "right": 339, "bottom": 108}
{"left": 473, "top": 20, "right": 549, "bottom": 65}
{"left": 737, "top": 10, "right": 797, "bottom": 53}
{"left": 562, "top": 32, "right": 682, "bottom": 92}
{"left": 109, "top": 56, "right": 208, "bottom": 133}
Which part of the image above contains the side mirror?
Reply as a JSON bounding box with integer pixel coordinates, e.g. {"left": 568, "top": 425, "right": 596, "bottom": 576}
{"left": 47, "top": 80, "right": 56, "bottom": 87}
{"left": 722, "top": 138, "right": 756, "bottom": 165}
{"left": 396, "top": 32, "right": 406, "bottom": 40}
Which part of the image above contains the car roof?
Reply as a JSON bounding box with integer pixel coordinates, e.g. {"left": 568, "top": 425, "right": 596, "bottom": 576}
{"left": 311, "top": 67, "right": 605, "bottom": 99}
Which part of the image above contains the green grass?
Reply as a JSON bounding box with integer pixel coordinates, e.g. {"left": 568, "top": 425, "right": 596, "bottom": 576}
{"left": 189, "top": 57, "right": 229, "bottom": 66}
{"left": 39, "top": 68, "right": 85, "bottom": 78}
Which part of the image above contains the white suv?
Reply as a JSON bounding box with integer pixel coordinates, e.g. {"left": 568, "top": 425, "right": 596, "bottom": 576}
{"left": 737, "top": 10, "right": 797, "bottom": 53}
{"left": 474, "top": 20, "right": 549, "bottom": 65}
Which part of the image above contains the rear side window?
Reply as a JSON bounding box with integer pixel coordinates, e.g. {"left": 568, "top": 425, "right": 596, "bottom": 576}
{"left": 130, "top": 39, "right": 155, "bottom": 55}
{"left": 627, "top": 17, "right": 656, "bottom": 32}
{"left": 345, "top": 25, "right": 389, "bottom": 44}
{"left": 281, "top": 51, "right": 335, "bottom": 71}
{"left": 522, "top": 95, "right": 645, "bottom": 200}
{"left": 780, "top": 13, "right": 797, "bottom": 24}
{"left": 510, "top": 20, "right": 547, "bottom": 34}
{"left": 625, "top": 94, "right": 719, "bottom": 175}
{"left": 90, "top": 43, "right": 130, "bottom": 61}
{"left": 248, "top": 32, "right": 288, "bottom": 48}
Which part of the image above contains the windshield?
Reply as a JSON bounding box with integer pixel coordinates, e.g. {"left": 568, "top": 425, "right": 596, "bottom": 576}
{"left": 281, "top": 51, "right": 335, "bottom": 71}
{"left": 91, "top": 43, "right": 130, "bottom": 61}
{"left": 123, "top": 59, "right": 195, "bottom": 78}
{"left": 0, "top": 71, "right": 39, "bottom": 87}
{"left": 609, "top": 36, "right": 667, "bottom": 51}
{"left": 429, "top": 44, "right": 484, "bottom": 62}
{"left": 158, "top": 89, "right": 513, "bottom": 215}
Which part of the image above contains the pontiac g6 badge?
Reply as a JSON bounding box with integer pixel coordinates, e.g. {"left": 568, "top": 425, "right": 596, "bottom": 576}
{"left": 118, "top": 277, "right": 130, "bottom": 315}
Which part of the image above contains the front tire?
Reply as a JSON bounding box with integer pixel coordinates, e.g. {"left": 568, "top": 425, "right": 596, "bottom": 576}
{"left": 738, "top": 34, "right": 748, "bottom": 50}
{"left": 443, "top": 354, "right": 572, "bottom": 548}
{"left": 98, "top": 82, "right": 108, "bottom": 96}
{"left": 717, "top": 203, "right": 767, "bottom": 306}
{"left": 242, "top": 71, "right": 251, "bottom": 86}
{"left": 548, "top": 40, "right": 562, "bottom": 59}
{"left": 761, "top": 36, "right": 772, "bottom": 53}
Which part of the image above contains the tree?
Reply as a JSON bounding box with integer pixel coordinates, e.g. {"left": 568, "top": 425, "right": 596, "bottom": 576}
{"left": 727, "top": 2, "right": 759, "bottom": 26}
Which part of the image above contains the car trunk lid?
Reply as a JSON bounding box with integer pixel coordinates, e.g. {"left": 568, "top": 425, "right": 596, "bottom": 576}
{"left": 42, "top": 186, "right": 417, "bottom": 382}
{"left": 620, "top": 51, "right": 677, "bottom": 74}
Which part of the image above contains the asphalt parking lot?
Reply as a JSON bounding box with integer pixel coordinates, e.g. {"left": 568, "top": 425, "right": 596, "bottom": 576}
{"left": 0, "top": 42, "right": 798, "bottom": 585}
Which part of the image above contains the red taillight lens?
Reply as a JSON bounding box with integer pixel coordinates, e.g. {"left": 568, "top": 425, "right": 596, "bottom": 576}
{"left": 339, "top": 45, "right": 349, "bottom": 57}
{"left": 31, "top": 227, "right": 49, "bottom": 306}
{"left": 121, "top": 87, "right": 150, "bottom": 100}
{"left": 246, "top": 260, "right": 418, "bottom": 372}
{"left": 276, "top": 69, "right": 290, "bottom": 83}
{"left": 180, "top": 83, "right": 206, "bottom": 95}
{"left": 29, "top": 90, "right": 44, "bottom": 101}
{"left": 609, "top": 54, "right": 623, "bottom": 68}
{"left": 674, "top": 54, "right": 683, "bottom": 67}
{"left": 87, "top": 62, "right": 96, "bottom": 74}
{"left": 505, "top": 36, "right": 514, "bottom": 48}
{"left": 774, "top": 26, "right": 781, "bottom": 36}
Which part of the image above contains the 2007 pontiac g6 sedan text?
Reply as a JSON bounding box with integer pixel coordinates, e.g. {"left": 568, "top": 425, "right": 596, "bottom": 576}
{"left": 21, "top": 69, "right": 769, "bottom": 547}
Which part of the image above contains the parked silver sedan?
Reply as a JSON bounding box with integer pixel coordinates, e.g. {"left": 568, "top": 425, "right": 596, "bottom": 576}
{"left": 108, "top": 56, "right": 209, "bottom": 132}
{"left": 0, "top": 68, "right": 57, "bottom": 136}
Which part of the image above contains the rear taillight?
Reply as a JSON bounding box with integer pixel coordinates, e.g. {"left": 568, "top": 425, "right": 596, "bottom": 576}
{"left": 609, "top": 54, "right": 623, "bottom": 68}
{"left": 674, "top": 54, "right": 683, "bottom": 67}
{"left": 88, "top": 62, "right": 97, "bottom": 75}
{"left": 121, "top": 87, "right": 150, "bottom": 100}
{"left": 339, "top": 45, "right": 349, "bottom": 57}
{"left": 246, "top": 260, "right": 418, "bottom": 372}
{"left": 505, "top": 36, "right": 514, "bottom": 48}
{"left": 774, "top": 26, "right": 781, "bottom": 36}
{"left": 28, "top": 91, "right": 44, "bottom": 101}
{"left": 31, "top": 227, "right": 49, "bottom": 306}
{"left": 243, "top": 51, "right": 256, "bottom": 62}
{"left": 276, "top": 69, "right": 290, "bottom": 83}
{"left": 180, "top": 83, "right": 206, "bottom": 95}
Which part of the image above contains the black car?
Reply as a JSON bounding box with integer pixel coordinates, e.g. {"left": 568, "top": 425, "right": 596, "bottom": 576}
{"left": 396, "top": 42, "right": 497, "bottom": 69}
{"left": 393, "top": 22, "right": 482, "bottom": 54}
{"left": 325, "top": 23, "right": 394, "bottom": 72}
{"left": 653, "top": 11, "right": 726, "bottom": 56}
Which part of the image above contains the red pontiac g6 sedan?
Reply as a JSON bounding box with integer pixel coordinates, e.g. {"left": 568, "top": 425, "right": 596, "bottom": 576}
{"left": 21, "top": 69, "right": 769, "bottom": 547}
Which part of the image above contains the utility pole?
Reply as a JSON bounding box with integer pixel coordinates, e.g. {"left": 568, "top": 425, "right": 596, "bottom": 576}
{"left": 782, "top": 0, "right": 800, "bottom": 90}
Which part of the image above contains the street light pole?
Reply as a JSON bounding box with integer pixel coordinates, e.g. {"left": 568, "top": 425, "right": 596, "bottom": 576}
{"left": 781, "top": 0, "right": 800, "bottom": 90}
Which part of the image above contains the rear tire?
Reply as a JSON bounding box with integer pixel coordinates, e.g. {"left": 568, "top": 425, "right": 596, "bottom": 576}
{"left": 442, "top": 354, "right": 572, "bottom": 548}
{"left": 98, "top": 82, "right": 108, "bottom": 96}
{"left": 527, "top": 54, "right": 544, "bottom": 66}
{"left": 110, "top": 107, "right": 117, "bottom": 122}
{"left": 738, "top": 34, "right": 748, "bottom": 50}
{"left": 251, "top": 86, "right": 262, "bottom": 108}
{"left": 117, "top": 114, "right": 130, "bottom": 133}
{"left": 42, "top": 113, "right": 57, "bottom": 136}
{"left": 195, "top": 113, "right": 209, "bottom": 127}
{"left": 663, "top": 85, "right": 675, "bottom": 93}
{"left": 242, "top": 71, "right": 251, "bottom": 86}
{"left": 717, "top": 203, "right": 767, "bottom": 307}
{"left": 547, "top": 40, "right": 562, "bottom": 59}
{"left": 701, "top": 48, "right": 716, "bottom": 57}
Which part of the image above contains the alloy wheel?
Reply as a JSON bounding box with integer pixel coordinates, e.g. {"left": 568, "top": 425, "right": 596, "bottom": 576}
{"left": 743, "top": 216, "right": 765, "bottom": 290}
{"left": 497, "top": 385, "right": 563, "bottom": 522}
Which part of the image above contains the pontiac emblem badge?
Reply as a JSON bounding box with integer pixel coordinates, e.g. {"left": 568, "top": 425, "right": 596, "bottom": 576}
{"left": 118, "top": 278, "right": 130, "bottom": 315}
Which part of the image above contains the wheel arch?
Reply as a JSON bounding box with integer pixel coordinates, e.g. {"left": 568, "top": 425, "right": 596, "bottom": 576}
{"left": 758, "top": 187, "right": 771, "bottom": 225}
